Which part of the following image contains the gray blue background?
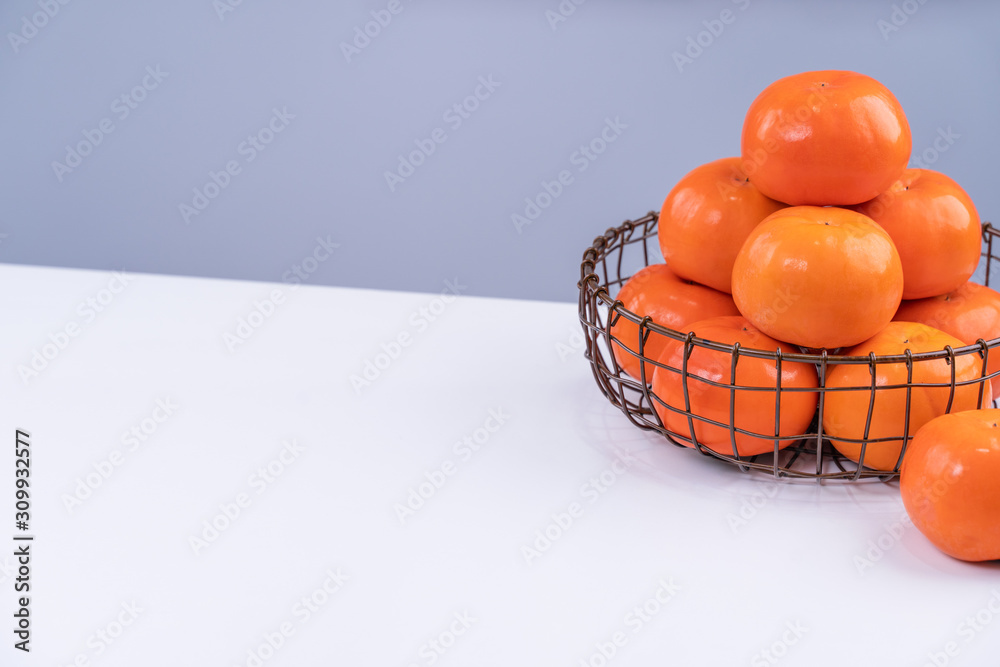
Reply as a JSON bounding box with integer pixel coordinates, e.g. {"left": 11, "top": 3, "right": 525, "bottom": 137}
{"left": 1, "top": 0, "right": 997, "bottom": 303}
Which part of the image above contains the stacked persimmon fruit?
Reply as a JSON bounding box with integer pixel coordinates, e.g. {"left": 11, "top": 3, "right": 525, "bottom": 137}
{"left": 611, "top": 70, "right": 1000, "bottom": 562}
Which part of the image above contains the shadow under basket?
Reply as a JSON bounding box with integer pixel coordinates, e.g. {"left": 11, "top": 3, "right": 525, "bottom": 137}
{"left": 578, "top": 211, "right": 1000, "bottom": 482}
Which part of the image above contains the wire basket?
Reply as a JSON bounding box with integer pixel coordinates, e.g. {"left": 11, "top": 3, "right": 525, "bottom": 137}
{"left": 578, "top": 211, "right": 1000, "bottom": 482}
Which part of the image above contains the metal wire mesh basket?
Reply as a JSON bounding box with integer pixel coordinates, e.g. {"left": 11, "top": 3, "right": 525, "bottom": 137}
{"left": 578, "top": 211, "right": 1000, "bottom": 481}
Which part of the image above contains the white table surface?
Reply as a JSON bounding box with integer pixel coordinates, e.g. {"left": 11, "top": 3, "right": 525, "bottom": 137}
{"left": 2, "top": 263, "right": 999, "bottom": 667}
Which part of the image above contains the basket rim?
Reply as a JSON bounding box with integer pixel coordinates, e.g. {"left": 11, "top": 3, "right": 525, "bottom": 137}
{"left": 579, "top": 212, "right": 1000, "bottom": 367}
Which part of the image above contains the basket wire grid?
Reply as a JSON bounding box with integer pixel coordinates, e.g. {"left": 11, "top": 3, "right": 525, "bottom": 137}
{"left": 578, "top": 211, "right": 1000, "bottom": 482}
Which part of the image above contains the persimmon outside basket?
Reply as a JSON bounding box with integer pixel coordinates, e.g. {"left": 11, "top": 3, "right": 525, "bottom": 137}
{"left": 578, "top": 211, "right": 1000, "bottom": 482}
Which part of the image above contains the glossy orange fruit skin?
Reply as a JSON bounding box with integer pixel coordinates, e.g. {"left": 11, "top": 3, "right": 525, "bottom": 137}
{"left": 895, "top": 281, "right": 1000, "bottom": 396}
{"left": 901, "top": 409, "right": 1000, "bottom": 562}
{"left": 651, "top": 315, "right": 818, "bottom": 457}
{"left": 823, "top": 322, "right": 992, "bottom": 472}
{"left": 731, "top": 206, "right": 904, "bottom": 350}
{"left": 658, "top": 157, "right": 787, "bottom": 293}
{"left": 610, "top": 264, "right": 740, "bottom": 381}
{"left": 741, "top": 70, "right": 911, "bottom": 206}
{"left": 853, "top": 169, "right": 982, "bottom": 299}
